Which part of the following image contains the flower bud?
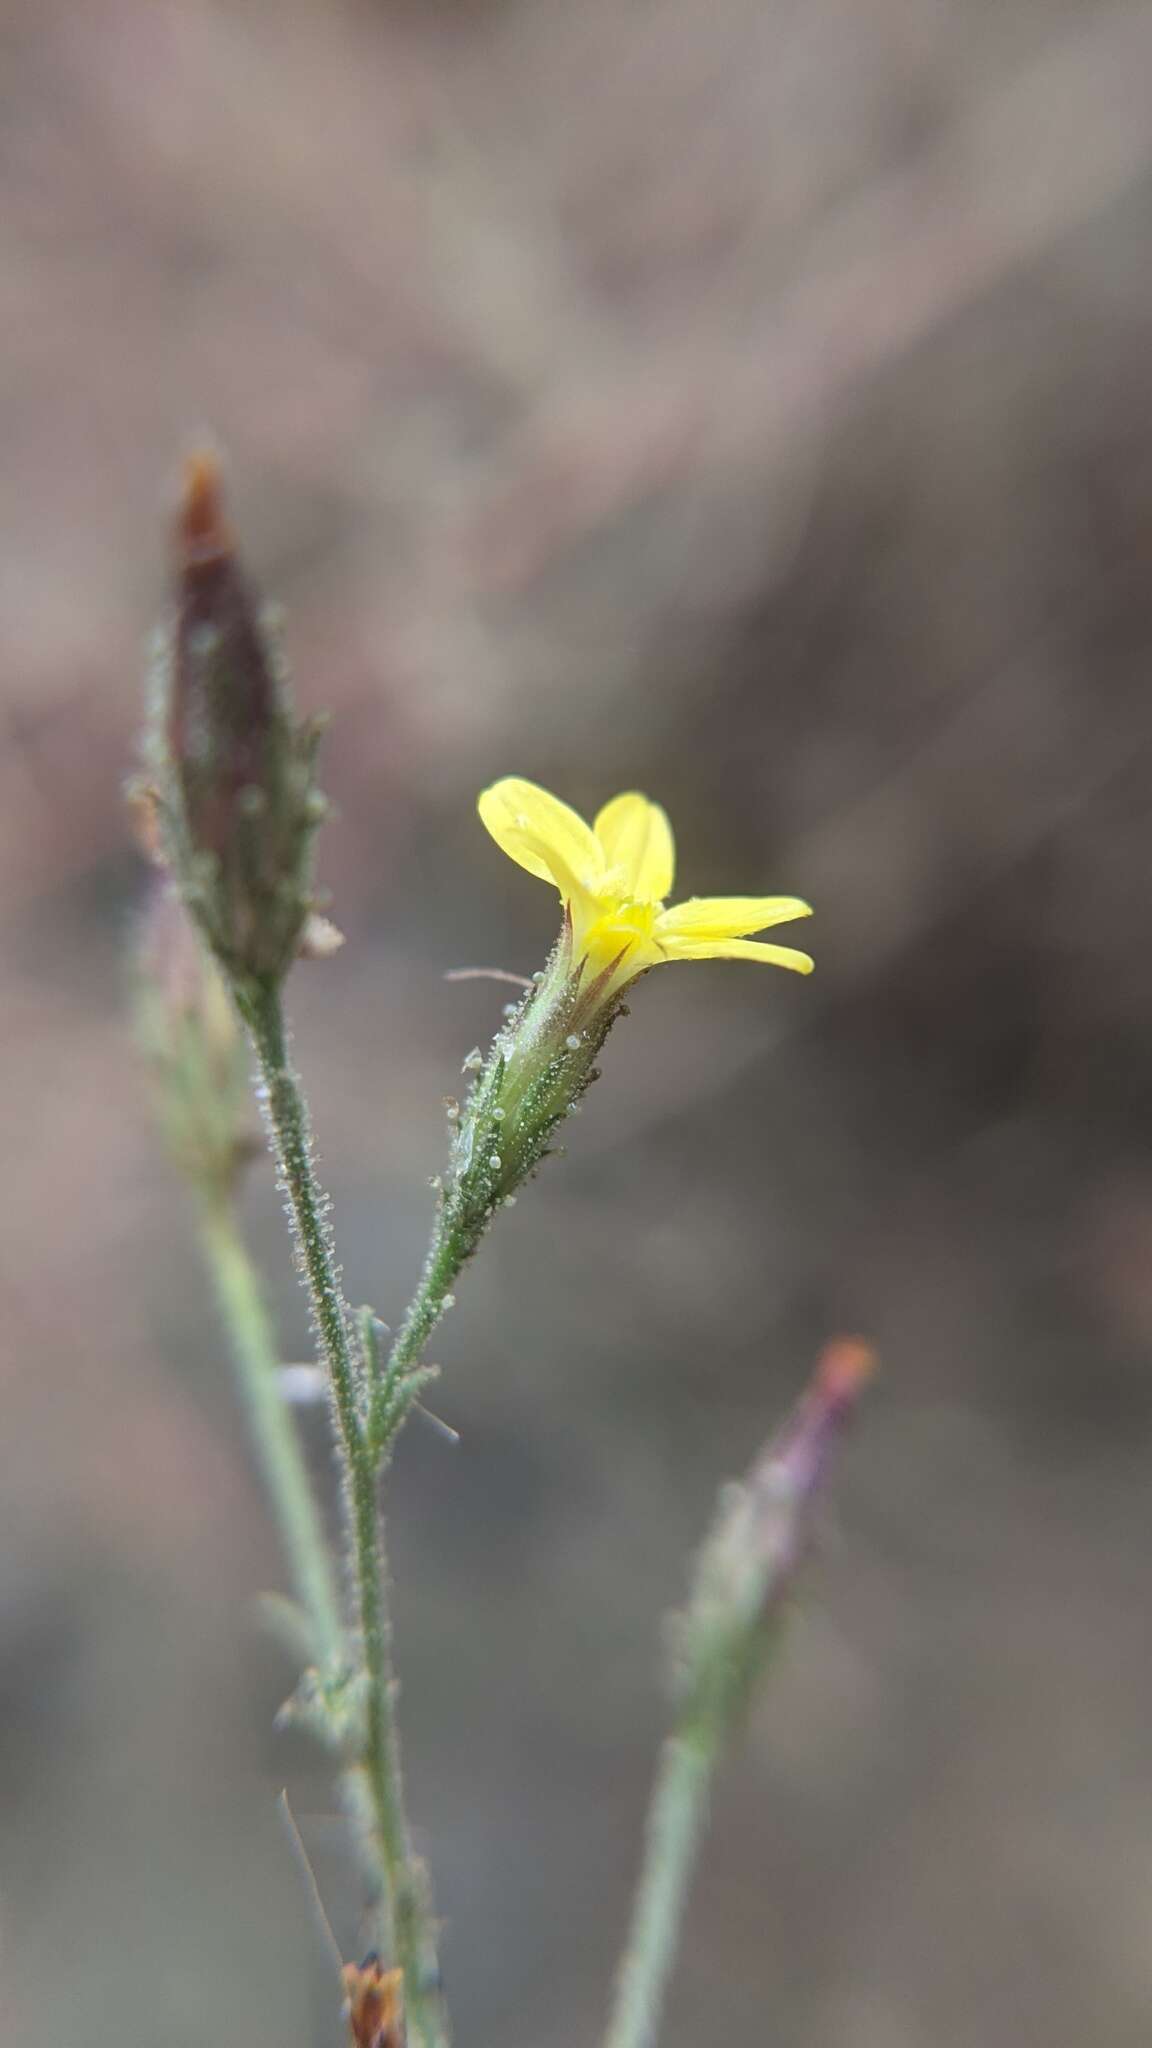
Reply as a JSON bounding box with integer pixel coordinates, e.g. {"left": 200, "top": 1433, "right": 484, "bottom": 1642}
{"left": 672, "top": 1339, "right": 875, "bottom": 1739}
{"left": 417, "top": 921, "right": 624, "bottom": 1311}
{"left": 144, "top": 449, "right": 327, "bottom": 990}
{"left": 133, "top": 878, "right": 256, "bottom": 1199}
{"left": 342, "top": 1956, "right": 404, "bottom": 2048}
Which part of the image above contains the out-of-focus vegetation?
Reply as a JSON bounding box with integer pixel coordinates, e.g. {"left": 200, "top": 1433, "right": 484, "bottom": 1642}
{"left": 1, "top": 2, "right": 1151, "bottom": 2043}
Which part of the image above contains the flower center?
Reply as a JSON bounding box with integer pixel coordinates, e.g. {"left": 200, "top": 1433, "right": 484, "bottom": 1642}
{"left": 599, "top": 896, "right": 658, "bottom": 937}
{"left": 575, "top": 893, "right": 663, "bottom": 980}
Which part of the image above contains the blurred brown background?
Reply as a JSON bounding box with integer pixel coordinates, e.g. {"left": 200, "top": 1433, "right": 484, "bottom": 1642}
{"left": 2, "top": 0, "right": 1152, "bottom": 2042}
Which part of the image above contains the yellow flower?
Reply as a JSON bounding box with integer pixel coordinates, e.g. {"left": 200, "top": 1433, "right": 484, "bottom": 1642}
{"left": 478, "top": 778, "right": 813, "bottom": 996}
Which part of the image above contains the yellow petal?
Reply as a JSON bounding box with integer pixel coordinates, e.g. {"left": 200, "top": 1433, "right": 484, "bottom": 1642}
{"left": 478, "top": 778, "right": 603, "bottom": 891}
{"left": 593, "top": 792, "right": 675, "bottom": 902}
{"left": 661, "top": 936, "right": 815, "bottom": 974}
{"left": 657, "top": 896, "right": 811, "bottom": 941}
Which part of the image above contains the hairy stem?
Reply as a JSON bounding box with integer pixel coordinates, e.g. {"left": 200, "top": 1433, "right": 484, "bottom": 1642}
{"left": 241, "top": 987, "right": 362, "bottom": 1454}
{"left": 387, "top": 1212, "right": 471, "bottom": 1385}
{"left": 199, "top": 1198, "right": 344, "bottom": 1674}
{"left": 601, "top": 1730, "right": 713, "bottom": 2048}
{"left": 240, "top": 981, "right": 447, "bottom": 2048}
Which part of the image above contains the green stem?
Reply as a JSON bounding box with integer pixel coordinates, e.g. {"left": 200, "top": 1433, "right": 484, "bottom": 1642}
{"left": 242, "top": 985, "right": 363, "bottom": 1457}
{"left": 387, "top": 1211, "right": 470, "bottom": 1383}
{"left": 602, "top": 1729, "right": 714, "bottom": 2048}
{"left": 240, "top": 980, "right": 448, "bottom": 2048}
{"left": 379, "top": 943, "right": 620, "bottom": 1411}
{"left": 199, "top": 1198, "right": 344, "bottom": 1675}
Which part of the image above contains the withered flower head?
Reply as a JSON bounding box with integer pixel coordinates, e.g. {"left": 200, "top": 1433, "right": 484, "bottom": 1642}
{"left": 341, "top": 1956, "right": 404, "bottom": 2048}
{"left": 144, "top": 448, "right": 327, "bottom": 992}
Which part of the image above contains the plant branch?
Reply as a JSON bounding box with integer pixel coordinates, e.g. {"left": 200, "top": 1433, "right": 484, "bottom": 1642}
{"left": 601, "top": 1340, "right": 875, "bottom": 2048}
{"left": 239, "top": 978, "right": 448, "bottom": 2048}
{"left": 199, "top": 1197, "right": 345, "bottom": 1675}
{"left": 602, "top": 1730, "right": 712, "bottom": 2048}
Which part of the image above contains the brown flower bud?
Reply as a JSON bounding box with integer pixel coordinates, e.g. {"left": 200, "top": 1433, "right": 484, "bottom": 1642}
{"left": 341, "top": 1957, "right": 404, "bottom": 2048}
{"left": 144, "top": 449, "right": 327, "bottom": 990}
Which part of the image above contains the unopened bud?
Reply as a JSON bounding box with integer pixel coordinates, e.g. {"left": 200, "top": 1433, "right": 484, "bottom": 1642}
{"left": 673, "top": 1338, "right": 875, "bottom": 1737}
{"left": 133, "top": 878, "right": 256, "bottom": 1198}
{"left": 342, "top": 1958, "right": 403, "bottom": 2048}
{"left": 143, "top": 449, "right": 328, "bottom": 990}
